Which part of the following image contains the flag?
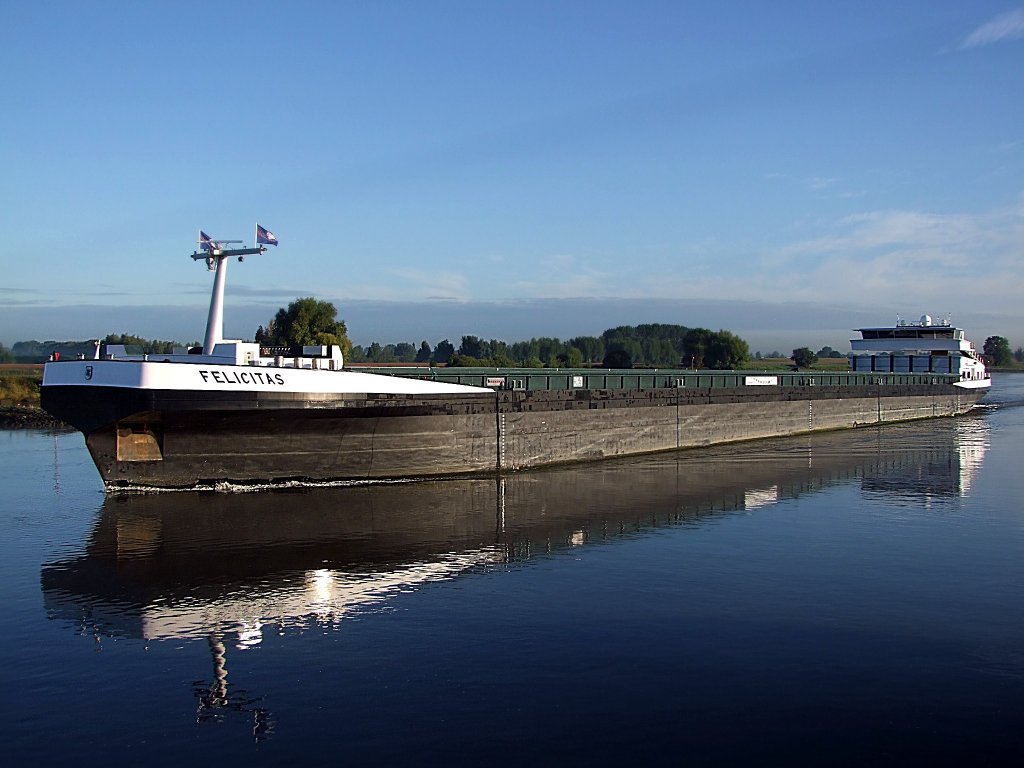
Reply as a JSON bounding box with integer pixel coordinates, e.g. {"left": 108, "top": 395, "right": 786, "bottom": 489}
{"left": 256, "top": 224, "right": 278, "bottom": 246}
{"left": 199, "top": 231, "right": 214, "bottom": 251}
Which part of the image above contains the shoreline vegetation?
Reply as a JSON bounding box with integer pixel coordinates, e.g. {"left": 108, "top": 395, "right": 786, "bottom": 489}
{"left": 0, "top": 365, "right": 64, "bottom": 429}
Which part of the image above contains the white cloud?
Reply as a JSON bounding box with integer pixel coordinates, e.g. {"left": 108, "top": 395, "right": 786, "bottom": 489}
{"left": 354, "top": 201, "right": 1023, "bottom": 324}
{"left": 960, "top": 8, "right": 1024, "bottom": 49}
{"left": 576, "top": 202, "right": 1022, "bottom": 324}
{"left": 805, "top": 177, "right": 837, "bottom": 191}
{"left": 756, "top": 204, "right": 1024, "bottom": 314}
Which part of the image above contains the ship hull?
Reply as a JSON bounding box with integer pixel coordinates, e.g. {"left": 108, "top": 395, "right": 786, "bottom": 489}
{"left": 42, "top": 378, "right": 987, "bottom": 490}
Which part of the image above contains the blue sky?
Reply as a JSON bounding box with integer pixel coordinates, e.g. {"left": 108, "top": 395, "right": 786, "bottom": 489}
{"left": 2, "top": 1, "right": 1022, "bottom": 353}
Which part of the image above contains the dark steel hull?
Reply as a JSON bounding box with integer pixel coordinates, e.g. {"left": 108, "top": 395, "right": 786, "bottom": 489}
{"left": 41, "top": 381, "right": 987, "bottom": 490}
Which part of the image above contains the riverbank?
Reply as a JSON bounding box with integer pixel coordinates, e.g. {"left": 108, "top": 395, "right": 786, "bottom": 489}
{"left": 0, "top": 405, "right": 68, "bottom": 430}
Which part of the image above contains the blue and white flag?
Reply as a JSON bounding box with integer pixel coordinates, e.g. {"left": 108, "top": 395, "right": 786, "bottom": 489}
{"left": 199, "top": 231, "right": 214, "bottom": 251}
{"left": 256, "top": 224, "right": 278, "bottom": 246}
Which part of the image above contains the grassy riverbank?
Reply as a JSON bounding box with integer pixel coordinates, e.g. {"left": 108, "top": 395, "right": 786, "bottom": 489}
{"left": 0, "top": 365, "right": 43, "bottom": 407}
{"left": 0, "top": 367, "right": 67, "bottom": 429}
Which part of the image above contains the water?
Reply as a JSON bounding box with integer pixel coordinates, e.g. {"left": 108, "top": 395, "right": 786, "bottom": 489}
{"left": 2, "top": 375, "right": 1024, "bottom": 765}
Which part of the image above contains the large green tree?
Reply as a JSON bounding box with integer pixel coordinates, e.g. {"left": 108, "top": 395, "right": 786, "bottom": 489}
{"left": 791, "top": 347, "right": 818, "bottom": 368}
{"left": 264, "top": 297, "right": 351, "bottom": 354}
{"left": 705, "top": 330, "right": 750, "bottom": 369}
{"left": 983, "top": 336, "right": 1012, "bottom": 367}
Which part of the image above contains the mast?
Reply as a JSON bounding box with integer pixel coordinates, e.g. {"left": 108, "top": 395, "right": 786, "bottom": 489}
{"left": 191, "top": 240, "right": 266, "bottom": 355}
{"left": 204, "top": 255, "right": 229, "bottom": 354}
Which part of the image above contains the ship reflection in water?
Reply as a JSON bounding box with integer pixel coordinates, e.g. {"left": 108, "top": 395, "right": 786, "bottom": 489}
{"left": 41, "top": 416, "right": 989, "bottom": 734}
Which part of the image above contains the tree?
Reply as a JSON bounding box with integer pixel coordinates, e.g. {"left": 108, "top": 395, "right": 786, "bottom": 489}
{"left": 569, "top": 335, "right": 604, "bottom": 364}
{"left": 265, "top": 297, "right": 351, "bottom": 354}
{"left": 682, "top": 328, "right": 712, "bottom": 368}
{"left": 603, "top": 344, "right": 633, "bottom": 368}
{"left": 492, "top": 351, "right": 516, "bottom": 367}
{"left": 459, "top": 335, "right": 486, "bottom": 359}
{"left": 705, "top": 330, "right": 750, "bottom": 369}
{"left": 983, "top": 336, "right": 1012, "bottom": 367}
{"left": 562, "top": 346, "right": 584, "bottom": 368}
{"left": 816, "top": 345, "right": 844, "bottom": 359}
{"left": 449, "top": 353, "right": 484, "bottom": 367}
{"left": 415, "top": 341, "right": 432, "bottom": 363}
{"left": 433, "top": 339, "right": 455, "bottom": 364}
{"left": 791, "top": 347, "right": 818, "bottom": 368}
{"left": 394, "top": 342, "right": 416, "bottom": 362}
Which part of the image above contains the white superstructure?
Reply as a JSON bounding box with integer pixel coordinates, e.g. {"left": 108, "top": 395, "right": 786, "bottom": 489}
{"left": 42, "top": 235, "right": 491, "bottom": 398}
{"left": 849, "top": 315, "right": 990, "bottom": 389}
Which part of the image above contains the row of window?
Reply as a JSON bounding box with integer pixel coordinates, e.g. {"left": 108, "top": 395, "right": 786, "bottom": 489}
{"left": 859, "top": 329, "right": 959, "bottom": 340}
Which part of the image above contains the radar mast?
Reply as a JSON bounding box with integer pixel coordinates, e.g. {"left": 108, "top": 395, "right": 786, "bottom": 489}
{"left": 190, "top": 232, "right": 268, "bottom": 355}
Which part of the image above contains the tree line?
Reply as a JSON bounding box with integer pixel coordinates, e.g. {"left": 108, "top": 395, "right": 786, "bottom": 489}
{"left": 346, "top": 324, "right": 750, "bottom": 369}
{"left": 8, "top": 297, "right": 1021, "bottom": 369}
{"left": 251, "top": 298, "right": 755, "bottom": 369}
{"left": 3, "top": 334, "right": 199, "bottom": 362}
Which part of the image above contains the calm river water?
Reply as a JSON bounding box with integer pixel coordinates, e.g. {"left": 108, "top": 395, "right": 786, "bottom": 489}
{"left": 2, "top": 375, "right": 1023, "bottom": 765}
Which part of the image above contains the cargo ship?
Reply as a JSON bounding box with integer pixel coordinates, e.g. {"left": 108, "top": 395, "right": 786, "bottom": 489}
{"left": 40, "top": 235, "right": 990, "bottom": 491}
